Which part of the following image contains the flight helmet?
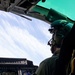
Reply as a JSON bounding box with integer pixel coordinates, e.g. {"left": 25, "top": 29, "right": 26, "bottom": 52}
{"left": 48, "top": 19, "right": 73, "bottom": 53}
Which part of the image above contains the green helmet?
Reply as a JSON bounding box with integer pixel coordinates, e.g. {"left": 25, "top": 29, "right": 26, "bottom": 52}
{"left": 48, "top": 20, "right": 74, "bottom": 52}
{"left": 49, "top": 19, "right": 74, "bottom": 38}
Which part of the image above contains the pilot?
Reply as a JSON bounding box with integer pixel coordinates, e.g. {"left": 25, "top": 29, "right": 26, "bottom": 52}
{"left": 35, "top": 19, "right": 73, "bottom": 75}
{"left": 52, "top": 22, "right": 75, "bottom": 75}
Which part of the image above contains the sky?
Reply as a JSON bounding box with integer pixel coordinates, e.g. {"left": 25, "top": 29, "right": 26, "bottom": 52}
{"left": 0, "top": 10, "right": 52, "bottom": 66}
{"left": 38, "top": 0, "right": 75, "bottom": 20}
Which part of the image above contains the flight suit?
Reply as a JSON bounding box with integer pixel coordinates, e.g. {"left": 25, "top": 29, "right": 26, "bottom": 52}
{"left": 35, "top": 52, "right": 59, "bottom": 75}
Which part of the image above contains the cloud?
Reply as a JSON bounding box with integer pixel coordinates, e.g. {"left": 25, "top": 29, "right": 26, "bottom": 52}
{"left": 0, "top": 11, "right": 52, "bottom": 65}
